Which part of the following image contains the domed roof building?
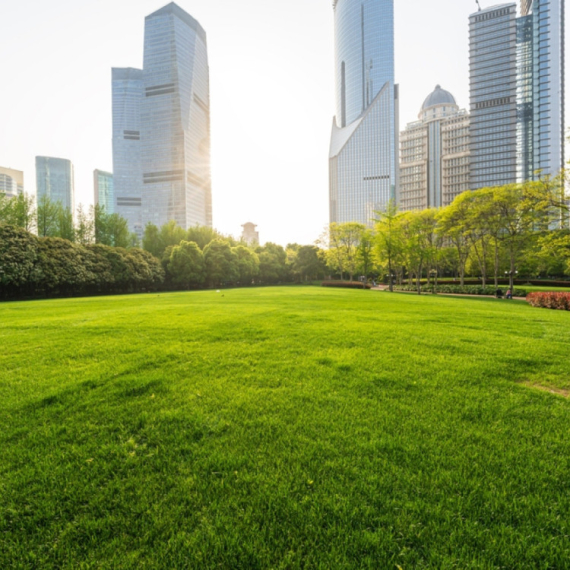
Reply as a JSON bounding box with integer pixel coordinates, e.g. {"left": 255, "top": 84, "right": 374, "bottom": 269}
{"left": 419, "top": 85, "right": 459, "bottom": 121}
{"left": 399, "top": 86, "right": 470, "bottom": 211}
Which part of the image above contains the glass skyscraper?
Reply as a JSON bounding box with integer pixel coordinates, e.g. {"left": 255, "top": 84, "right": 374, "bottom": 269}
{"left": 113, "top": 2, "right": 212, "bottom": 235}
{"left": 112, "top": 67, "right": 144, "bottom": 236}
{"left": 94, "top": 170, "right": 114, "bottom": 214}
{"left": 469, "top": 4, "right": 518, "bottom": 190}
{"left": 36, "top": 156, "right": 75, "bottom": 211}
{"left": 517, "top": 0, "right": 565, "bottom": 180}
{"left": 329, "top": 0, "right": 399, "bottom": 227}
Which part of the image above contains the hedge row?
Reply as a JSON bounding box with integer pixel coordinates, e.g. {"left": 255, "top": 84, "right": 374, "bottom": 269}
{"left": 393, "top": 284, "right": 528, "bottom": 297}
{"left": 526, "top": 292, "right": 570, "bottom": 311}
{"left": 322, "top": 281, "right": 371, "bottom": 290}
{"left": 0, "top": 225, "right": 164, "bottom": 299}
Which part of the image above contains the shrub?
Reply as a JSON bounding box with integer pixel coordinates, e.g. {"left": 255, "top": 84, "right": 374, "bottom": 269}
{"left": 393, "top": 285, "right": 527, "bottom": 297}
{"left": 527, "top": 292, "right": 570, "bottom": 311}
{"left": 322, "top": 281, "right": 371, "bottom": 290}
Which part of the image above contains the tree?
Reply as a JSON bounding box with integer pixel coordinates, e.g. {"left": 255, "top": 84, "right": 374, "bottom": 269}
{"left": 57, "top": 207, "right": 75, "bottom": 242}
{"left": 203, "top": 239, "right": 239, "bottom": 286}
{"left": 36, "top": 195, "right": 61, "bottom": 238}
{"left": 142, "top": 222, "right": 161, "bottom": 257}
{"left": 168, "top": 241, "right": 206, "bottom": 289}
{"left": 187, "top": 225, "right": 228, "bottom": 249}
{"left": 232, "top": 245, "right": 259, "bottom": 284}
{"left": 438, "top": 194, "right": 472, "bottom": 286}
{"left": 291, "top": 245, "right": 325, "bottom": 282}
{"left": 255, "top": 242, "right": 289, "bottom": 284}
{"left": 75, "top": 204, "right": 94, "bottom": 245}
{"left": 319, "top": 222, "right": 365, "bottom": 281}
{"left": 0, "top": 225, "right": 41, "bottom": 297}
{"left": 374, "top": 201, "right": 404, "bottom": 292}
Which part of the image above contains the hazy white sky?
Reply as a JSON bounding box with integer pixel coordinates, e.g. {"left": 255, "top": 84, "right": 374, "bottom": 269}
{"left": 0, "top": 0, "right": 568, "bottom": 245}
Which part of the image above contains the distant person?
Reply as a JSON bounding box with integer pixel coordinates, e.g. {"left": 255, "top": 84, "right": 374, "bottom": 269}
{"left": 506, "top": 289, "right": 513, "bottom": 300}
{"left": 496, "top": 288, "right": 503, "bottom": 299}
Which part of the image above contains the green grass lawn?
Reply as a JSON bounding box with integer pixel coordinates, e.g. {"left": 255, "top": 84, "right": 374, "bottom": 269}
{"left": 2, "top": 287, "right": 570, "bottom": 569}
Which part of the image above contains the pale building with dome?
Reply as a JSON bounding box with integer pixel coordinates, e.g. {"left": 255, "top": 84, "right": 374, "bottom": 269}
{"left": 399, "top": 85, "right": 470, "bottom": 211}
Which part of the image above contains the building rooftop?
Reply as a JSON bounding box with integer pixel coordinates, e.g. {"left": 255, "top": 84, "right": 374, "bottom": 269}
{"left": 421, "top": 85, "right": 457, "bottom": 111}
{"left": 146, "top": 2, "right": 207, "bottom": 44}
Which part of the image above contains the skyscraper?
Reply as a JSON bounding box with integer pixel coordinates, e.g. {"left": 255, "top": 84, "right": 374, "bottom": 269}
{"left": 469, "top": 4, "right": 518, "bottom": 190}
{"left": 400, "top": 86, "right": 470, "bottom": 211}
{"left": 94, "top": 170, "right": 114, "bottom": 214}
{"left": 329, "top": 0, "right": 399, "bottom": 227}
{"left": 36, "top": 156, "right": 74, "bottom": 211}
{"left": 0, "top": 167, "right": 24, "bottom": 199}
{"left": 113, "top": 2, "right": 212, "bottom": 236}
{"left": 112, "top": 67, "right": 144, "bottom": 235}
{"left": 517, "top": 0, "right": 565, "bottom": 180}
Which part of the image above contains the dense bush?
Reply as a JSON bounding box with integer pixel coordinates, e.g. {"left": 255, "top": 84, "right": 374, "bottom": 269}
{"left": 393, "top": 284, "right": 527, "bottom": 297}
{"left": 0, "top": 224, "right": 164, "bottom": 300}
{"left": 322, "top": 281, "right": 371, "bottom": 290}
{"left": 527, "top": 292, "right": 570, "bottom": 311}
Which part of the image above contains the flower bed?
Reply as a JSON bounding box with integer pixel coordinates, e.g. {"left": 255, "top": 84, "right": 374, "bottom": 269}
{"left": 526, "top": 292, "right": 570, "bottom": 311}
{"left": 393, "top": 285, "right": 527, "bottom": 297}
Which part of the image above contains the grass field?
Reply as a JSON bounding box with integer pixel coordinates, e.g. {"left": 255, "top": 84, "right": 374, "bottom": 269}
{"left": 2, "top": 287, "right": 570, "bottom": 569}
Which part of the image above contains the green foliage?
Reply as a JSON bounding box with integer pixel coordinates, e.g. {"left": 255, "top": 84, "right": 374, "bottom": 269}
{"left": 256, "top": 242, "right": 289, "bottom": 284}
{"left": 168, "top": 241, "right": 206, "bottom": 289}
{"left": 204, "top": 239, "right": 239, "bottom": 286}
{"left": 232, "top": 245, "right": 259, "bottom": 284}
{"left": 0, "top": 225, "right": 163, "bottom": 298}
{"left": 2, "top": 288, "right": 570, "bottom": 567}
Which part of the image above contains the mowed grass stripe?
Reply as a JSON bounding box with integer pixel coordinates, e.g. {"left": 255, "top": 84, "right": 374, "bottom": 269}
{"left": 1, "top": 287, "right": 570, "bottom": 569}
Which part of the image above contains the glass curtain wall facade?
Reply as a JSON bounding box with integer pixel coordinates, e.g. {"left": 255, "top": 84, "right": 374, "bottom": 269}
{"left": 113, "top": 68, "right": 144, "bottom": 237}
{"left": 329, "top": 0, "right": 398, "bottom": 227}
{"left": 469, "top": 4, "right": 518, "bottom": 189}
{"left": 94, "top": 170, "right": 114, "bottom": 214}
{"left": 112, "top": 3, "right": 212, "bottom": 235}
{"left": 141, "top": 3, "right": 212, "bottom": 230}
{"left": 517, "top": 0, "right": 565, "bottom": 180}
{"left": 35, "top": 156, "right": 74, "bottom": 211}
{"left": 0, "top": 167, "right": 24, "bottom": 199}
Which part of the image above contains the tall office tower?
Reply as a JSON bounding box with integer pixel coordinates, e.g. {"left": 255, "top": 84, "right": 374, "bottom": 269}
{"left": 0, "top": 167, "right": 24, "bottom": 199}
{"left": 94, "top": 170, "right": 114, "bottom": 214}
{"left": 329, "top": 0, "right": 399, "bottom": 227}
{"left": 469, "top": 4, "right": 518, "bottom": 189}
{"left": 517, "top": 0, "right": 565, "bottom": 181}
{"left": 400, "top": 86, "right": 470, "bottom": 211}
{"left": 36, "top": 156, "right": 75, "bottom": 211}
{"left": 112, "top": 68, "right": 144, "bottom": 236}
{"left": 113, "top": 3, "right": 212, "bottom": 236}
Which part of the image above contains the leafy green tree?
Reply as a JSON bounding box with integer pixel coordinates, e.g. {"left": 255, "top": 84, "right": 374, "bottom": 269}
{"left": 57, "top": 208, "right": 75, "bottom": 242}
{"left": 75, "top": 204, "right": 94, "bottom": 245}
{"left": 256, "top": 242, "right": 289, "bottom": 284}
{"left": 292, "top": 245, "right": 325, "bottom": 282}
{"left": 204, "top": 239, "right": 239, "bottom": 286}
{"left": 0, "top": 225, "right": 41, "bottom": 297}
{"left": 36, "top": 195, "right": 61, "bottom": 238}
{"left": 142, "top": 222, "right": 161, "bottom": 257}
{"left": 232, "top": 245, "right": 259, "bottom": 284}
{"left": 374, "top": 201, "right": 404, "bottom": 291}
{"left": 437, "top": 194, "right": 472, "bottom": 286}
{"left": 534, "top": 230, "right": 570, "bottom": 276}
{"left": 168, "top": 240, "right": 206, "bottom": 288}
{"left": 187, "top": 225, "right": 228, "bottom": 249}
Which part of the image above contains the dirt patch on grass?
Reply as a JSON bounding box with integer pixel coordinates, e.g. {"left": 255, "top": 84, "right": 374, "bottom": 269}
{"left": 523, "top": 382, "right": 570, "bottom": 398}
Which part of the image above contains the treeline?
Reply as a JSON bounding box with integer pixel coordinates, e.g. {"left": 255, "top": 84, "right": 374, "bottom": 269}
{"left": 325, "top": 178, "right": 570, "bottom": 293}
{"left": 0, "top": 193, "right": 138, "bottom": 247}
{"left": 0, "top": 225, "right": 163, "bottom": 299}
{"left": 142, "top": 221, "right": 327, "bottom": 288}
